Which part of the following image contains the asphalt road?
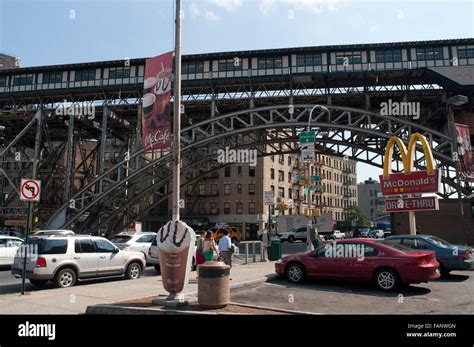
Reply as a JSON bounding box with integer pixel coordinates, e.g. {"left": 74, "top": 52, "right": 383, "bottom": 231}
{"left": 231, "top": 271, "right": 474, "bottom": 314}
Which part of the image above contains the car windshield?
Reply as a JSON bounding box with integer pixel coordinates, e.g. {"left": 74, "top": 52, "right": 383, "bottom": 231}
{"left": 427, "top": 236, "right": 453, "bottom": 248}
{"left": 110, "top": 235, "right": 132, "bottom": 243}
{"left": 378, "top": 240, "right": 414, "bottom": 253}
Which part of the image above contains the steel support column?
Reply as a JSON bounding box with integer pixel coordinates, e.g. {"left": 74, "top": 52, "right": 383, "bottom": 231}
{"left": 63, "top": 112, "right": 75, "bottom": 202}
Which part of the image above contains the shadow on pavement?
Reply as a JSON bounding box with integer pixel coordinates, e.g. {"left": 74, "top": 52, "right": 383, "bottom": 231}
{"left": 265, "top": 277, "right": 431, "bottom": 297}
{"left": 435, "top": 273, "right": 470, "bottom": 283}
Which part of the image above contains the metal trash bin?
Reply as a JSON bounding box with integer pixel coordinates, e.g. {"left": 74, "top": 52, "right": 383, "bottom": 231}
{"left": 197, "top": 261, "right": 230, "bottom": 309}
{"left": 268, "top": 237, "right": 282, "bottom": 261}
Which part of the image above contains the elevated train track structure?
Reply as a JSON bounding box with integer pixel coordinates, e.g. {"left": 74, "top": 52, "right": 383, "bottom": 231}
{"left": 0, "top": 39, "right": 473, "bottom": 234}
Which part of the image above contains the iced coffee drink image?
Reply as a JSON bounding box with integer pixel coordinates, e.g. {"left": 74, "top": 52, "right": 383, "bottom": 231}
{"left": 157, "top": 220, "right": 196, "bottom": 294}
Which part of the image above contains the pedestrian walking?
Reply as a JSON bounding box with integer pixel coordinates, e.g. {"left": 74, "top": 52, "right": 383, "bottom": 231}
{"left": 202, "top": 231, "right": 218, "bottom": 261}
{"left": 195, "top": 234, "right": 206, "bottom": 266}
{"left": 218, "top": 229, "right": 233, "bottom": 268}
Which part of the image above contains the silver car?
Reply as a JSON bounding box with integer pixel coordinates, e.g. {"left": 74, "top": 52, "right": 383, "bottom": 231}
{"left": 11, "top": 235, "right": 146, "bottom": 288}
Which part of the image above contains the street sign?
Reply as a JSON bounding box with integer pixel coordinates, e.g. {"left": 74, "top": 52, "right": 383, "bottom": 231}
{"left": 379, "top": 169, "right": 441, "bottom": 196}
{"left": 385, "top": 196, "right": 439, "bottom": 212}
{"left": 301, "top": 143, "right": 315, "bottom": 162}
{"left": 311, "top": 175, "right": 320, "bottom": 182}
{"left": 264, "top": 191, "right": 274, "bottom": 205}
{"left": 299, "top": 131, "right": 315, "bottom": 144}
{"left": 20, "top": 179, "right": 41, "bottom": 202}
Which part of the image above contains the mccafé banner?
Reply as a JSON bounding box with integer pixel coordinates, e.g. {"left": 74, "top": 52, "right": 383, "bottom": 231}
{"left": 142, "top": 52, "right": 173, "bottom": 151}
{"left": 455, "top": 123, "right": 474, "bottom": 182}
{"left": 379, "top": 133, "right": 441, "bottom": 196}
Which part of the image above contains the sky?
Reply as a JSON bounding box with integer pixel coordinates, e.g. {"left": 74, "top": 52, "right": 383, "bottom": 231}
{"left": 1, "top": 0, "right": 473, "bottom": 182}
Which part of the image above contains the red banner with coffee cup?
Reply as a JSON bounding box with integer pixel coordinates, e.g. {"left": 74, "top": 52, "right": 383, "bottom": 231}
{"left": 455, "top": 123, "right": 474, "bottom": 182}
{"left": 142, "top": 52, "right": 173, "bottom": 151}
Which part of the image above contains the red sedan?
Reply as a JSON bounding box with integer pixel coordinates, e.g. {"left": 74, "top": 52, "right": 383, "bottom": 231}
{"left": 275, "top": 239, "right": 440, "bottom": 291}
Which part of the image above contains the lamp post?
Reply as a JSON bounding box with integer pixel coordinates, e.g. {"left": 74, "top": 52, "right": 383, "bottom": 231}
{"left": 446, "top": 94, "right": 468, "bottom": 243}
{"left": 305, "top": 105, "right": 329, "bottom": 251}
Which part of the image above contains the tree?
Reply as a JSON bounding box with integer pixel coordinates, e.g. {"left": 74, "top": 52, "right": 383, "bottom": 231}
{"left": 345, "top": 206, "right": 371, "bottom": 228}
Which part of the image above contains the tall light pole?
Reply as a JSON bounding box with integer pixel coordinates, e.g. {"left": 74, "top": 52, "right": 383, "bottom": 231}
{"left": 305, "top": 105, "right": 329, "bottom": 251}
{"left": 171, "top": 0, "right": 182, "bottom": 222}
{"left": 446, "top": 94, "right": 468, "bottom": 242}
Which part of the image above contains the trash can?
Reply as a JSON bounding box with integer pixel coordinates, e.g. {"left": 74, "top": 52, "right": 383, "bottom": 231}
{"left": 197, "top": 261, "right": 230, "bottom": 309}
{"left": 268, "top": 237, "right": 281, "bottom": 261}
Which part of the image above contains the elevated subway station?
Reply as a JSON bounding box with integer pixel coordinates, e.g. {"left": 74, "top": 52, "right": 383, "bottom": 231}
{"left": 0, "top": 38, "right": 473, "bottom": 235}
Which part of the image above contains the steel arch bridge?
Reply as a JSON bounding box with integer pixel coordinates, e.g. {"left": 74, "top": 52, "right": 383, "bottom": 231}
{"left": 44, "top": 104, "right": 465, "bottom": 235}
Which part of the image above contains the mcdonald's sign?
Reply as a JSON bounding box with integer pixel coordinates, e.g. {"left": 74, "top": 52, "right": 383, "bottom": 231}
{"left": 379, "top": 133, "right": 441, "bottom": 196}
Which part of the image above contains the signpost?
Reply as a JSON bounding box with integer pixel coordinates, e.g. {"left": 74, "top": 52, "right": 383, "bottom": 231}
{"left": 301, "top": 143, "right": 315, "bottom": 162}
{"left": 385, "top": 196, "right": 439, "bottom": 212}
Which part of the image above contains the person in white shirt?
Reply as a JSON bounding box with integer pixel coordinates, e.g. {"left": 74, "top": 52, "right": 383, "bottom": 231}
{"left": 218, "top": 229, "right": 233, "bottom": 267}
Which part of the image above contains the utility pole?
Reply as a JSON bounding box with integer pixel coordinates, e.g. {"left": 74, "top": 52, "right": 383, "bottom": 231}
{"left": 171, "top": 0, "right": 182, "bottom": 222}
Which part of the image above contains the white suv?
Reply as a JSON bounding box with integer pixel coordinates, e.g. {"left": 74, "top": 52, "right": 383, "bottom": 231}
{"left": 110, "top": 232, "right": 156, "bottom": 262}
{"left": 11, "top": 235, "right": 146, "bottom": 288}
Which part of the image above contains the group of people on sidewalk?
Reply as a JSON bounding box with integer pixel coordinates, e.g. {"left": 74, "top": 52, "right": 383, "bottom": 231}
{"left": 196, "top": 229, "right": 235, "bottom": 268}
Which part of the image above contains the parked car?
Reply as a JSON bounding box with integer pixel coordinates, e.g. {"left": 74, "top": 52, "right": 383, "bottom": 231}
{"left": 148, "top": 237, "right": 197, "bottom": 273}
{"left": 368, "top": 229, "right": 385, "bottom": 239}
{"left": 11, "top": 235, "right": 146, "bottom": 288}
{"left": 0, "top": 236, "right": 24, "bottom": 267}
{"left": 0, "top": 230, "right": 23, "bottom": 238}
{"left": 360, "top": 229, "right": 370, "bottom": 238}
{"left": 30, "top": 230, "right": 75, "bottom": 237}
{"left": 209, "top": 227, "right": 241, "bottom": 244}
{"left": 275, "top": 238, "right": 440, "bottom": 291}
{"left": 386, "top": 234, "right": 474, "bottom": 276}
{"left": 110, "top": 232, "right": 156, "bottom": 262}
{"left": 327, "top": 230, "right": 345, "bottom": 240}
{"left": 279, "top": 227, "right": 308, "bottom": 243}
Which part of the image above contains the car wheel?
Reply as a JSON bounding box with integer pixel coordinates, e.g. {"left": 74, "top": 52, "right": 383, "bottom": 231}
{"left": 54, "top": 268, "right": 77, "bottom": 288}
{"left": 285, "top": 263, "right": 306, "bottom": 284}
{"left": 29, "top": 279, "right": 48, "bottom": 286}
{"left": 125, "top": 262, "right": 142, "bottom": 280}
{"left": 154, "top": 264, "right": 161, "bottom": 273}
{"left": 374, "top": 268, "right": 400, "bottom": 292}
{"left": 439, "top": 263, "right": 450, "bottom": 277}
{"left": 288, "top": 235, "right": 295, "bottom": 243}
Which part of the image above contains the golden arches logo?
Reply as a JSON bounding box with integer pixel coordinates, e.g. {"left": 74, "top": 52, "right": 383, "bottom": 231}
{"left": 383, "top": 133, "right": 436, "bottom": 178}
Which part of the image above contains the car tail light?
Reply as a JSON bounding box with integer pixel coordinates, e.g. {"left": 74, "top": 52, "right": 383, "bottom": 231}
{"left": 36, "top": 257, "right": 47, "bottom": 268}
{"left": 459, "top": 252, "right": 471, "bottom": 260}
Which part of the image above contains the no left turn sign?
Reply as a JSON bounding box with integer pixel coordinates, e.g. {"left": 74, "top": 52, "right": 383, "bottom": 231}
{"left": 20, "top": 179, "right": 41, "bottom": 202}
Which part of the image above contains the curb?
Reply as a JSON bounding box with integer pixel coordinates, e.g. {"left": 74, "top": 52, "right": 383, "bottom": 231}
{"left": 229, "top": 302, "right": 321, "bottom": 315}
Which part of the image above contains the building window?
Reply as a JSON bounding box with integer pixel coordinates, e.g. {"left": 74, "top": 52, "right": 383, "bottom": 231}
{"left": 278, "top": 154, "right": 284, "bottom": 164}
{"left": 249, "top": 184, "right": 255, "bottom": 195}
{"left": 248, "top": 202, "right": 256, "bottom": 214}
{"left": 270, "top": 185, "right": 275, "bottom": 193}
{"left": 224, "top": 166, "right": 231, "bottom": 177}
{"left": 416, "top": 47, "right": 444, "bottom": 60}
{"left": 42, "top": 71, "right": 63, "bottom": 84}
{"left": 458, "top": 48, "right": 474, "bottom": 59}
{"left": 218, "top": 59, "right": 242, "bottom": 71}
{"left": 271, "top": 155, "right": 275, "bottom": 162}
{"left": 249, "top": 166, "right": 255, "bottom": 177}
{"left": 375, "top": 49, "right": 402, "bottom": 63}
{"left": 183, "top": 61, "right": 204, "bottom": 74}
{"left": 224, "top": 184, "right": 231, "bottom": 195}
{"left": 109, "top": 67, "right": 131, "bottom": 79}
{"left": 288, "top": 156, "right": 292, "bottom": 165}
{"left": 198, "top": 202, "right": 205, "bottom": 215}
{"left": 237, "top": 183, "right": 242, "bottom": 193}
{"left": 199, "top": 184, "right": 205, "bottom": 195}
{"left": 224, "top": 202, "right": 231, "bottom": 214}
{"left": 12, "top": 75, "right": 33, "bottom": 86}
{"left": 236, "top": 202, "right": 243, "bottom": 214}
{"left": 257, "top": 56, "right": 283, "bottom": 69}
{"left": 270, "top": 169, "right": 275, "bottom": 180}
{"left": 211, "top": 184, "right": 218, "bottom": 196}
{"left": 278, "top": 170, "right": 284, "bottom": 182}
{"left": 296, "top": 53, "right": 323, "bottom": 66}
{"left": 0, "top": 77, "right": 6, "bottom": 87}
{"left": 336, "top": 53, "right": 362, "bottom": 65}
{"left": 211, "top": 202, "right": 218, "bottom": 215}
{"left": 288, "top": 172, "right": 292, "bottom": 183}
{"left": 237, "top": 166, "right": 242, "bottom": 176}
{"left": 278, "top": 187, "right": 284, "bottom": 198}
{"left": 75, "top": 69, "right": 96, "bottom": 81}
{"left": 288, "top": 188, "right": 292, "bottom": 199}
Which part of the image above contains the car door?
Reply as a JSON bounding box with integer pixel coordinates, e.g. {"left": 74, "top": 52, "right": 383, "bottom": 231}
{"left": 350, "top": 243, "right": 380, "bottom": 281}
{"left": 295, "top": 227, "right": 307, "bottom": 241}
{"left": 305, "top": 245, "right": 345, "bottom": 279}
{"left": 74, "top": 239, "right": 99, "bottom": 278}
{"left": 95, "top": 239, "right": 124, "bottom": 276}
{"left": 134, "top": 234, "right": 155, "bottom": 254}
{"left": 0, "top": 239, "right": 8, "bottom": 265}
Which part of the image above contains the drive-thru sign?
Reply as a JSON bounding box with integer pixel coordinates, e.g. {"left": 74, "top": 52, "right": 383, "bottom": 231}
{"left": 20, "top": 179, "right": 41, "bottom": 202}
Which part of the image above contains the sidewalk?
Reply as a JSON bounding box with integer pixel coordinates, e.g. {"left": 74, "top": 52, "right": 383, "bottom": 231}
{"left": 0, "top": 261, "right": 277, "bottom": 314}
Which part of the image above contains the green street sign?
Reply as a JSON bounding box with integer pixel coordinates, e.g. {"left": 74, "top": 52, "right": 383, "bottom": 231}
{"left": 311, "top": 175, "right": 320, "bottom": 181}
{"left": 299, "top": 131, "right": 315, "bottom": 144}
